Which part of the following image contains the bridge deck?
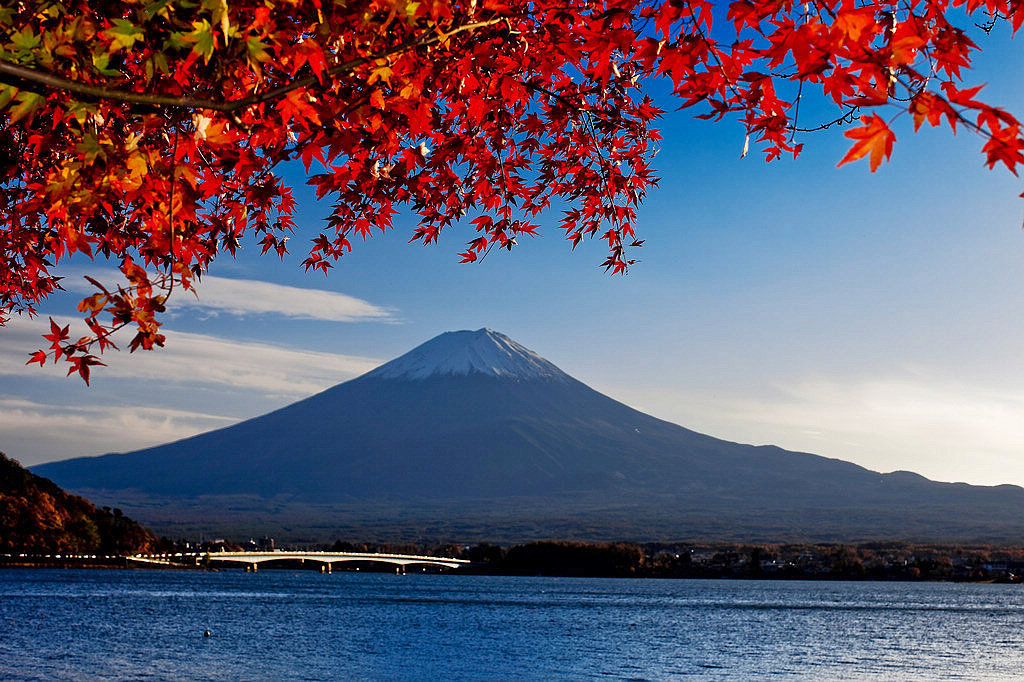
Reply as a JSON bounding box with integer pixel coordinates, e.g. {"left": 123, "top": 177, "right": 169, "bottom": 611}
{"left": 130, "top": 550, "right": 469, "bottom": 569}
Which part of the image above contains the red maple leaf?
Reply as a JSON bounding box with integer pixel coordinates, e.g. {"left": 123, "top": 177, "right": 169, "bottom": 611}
{"left": 838, "top": 115, "right": 896, "bottom": 172}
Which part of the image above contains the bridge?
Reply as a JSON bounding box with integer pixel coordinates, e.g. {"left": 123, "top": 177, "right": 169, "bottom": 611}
{"left": 128, "top": 550, "right": 470, "bottom": 572}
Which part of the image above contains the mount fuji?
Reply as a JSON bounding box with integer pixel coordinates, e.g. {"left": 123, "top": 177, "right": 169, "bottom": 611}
{"left": 33, "top": 329, "right": 1024, "bottom": 542}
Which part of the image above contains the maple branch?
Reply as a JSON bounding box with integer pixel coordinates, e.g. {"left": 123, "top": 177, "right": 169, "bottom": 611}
{"left": 68, "top": 316, "right": 127, "bottom": 355}
{"left": 789, "top": 78, "right": 805, "bottom": 141}
{"left": 166, "top": 128, "right": 178, "bottom": 299}
{"left": 0, "top": 18, "right": 504, "bottom": 113}
{"left": 61, "top": 270, "right": 177, "bottom": 360}
{"left": 793, "top": 106, "right": 860, "bottom": 132}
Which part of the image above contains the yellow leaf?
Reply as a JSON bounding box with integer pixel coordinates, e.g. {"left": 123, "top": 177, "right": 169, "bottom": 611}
{"left": 368, "top": 66, "right": 393, "bottom": 86}
{"left": 103, "top": 19, "right": 144, "bottom": 53}
{"left": 126, "top": 153, "right": 148, "bottom": 179}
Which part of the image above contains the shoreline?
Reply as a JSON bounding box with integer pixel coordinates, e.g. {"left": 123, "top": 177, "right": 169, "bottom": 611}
{"left": 8, "top": 539, "right": 1024, "bottom": 582}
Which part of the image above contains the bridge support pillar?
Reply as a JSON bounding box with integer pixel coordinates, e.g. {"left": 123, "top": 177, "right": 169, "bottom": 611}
{"left": 251, "top": 563, "right": 258, "bottom": 573}
{"left": 327, "top": 563, "right": 332, "bottom": 574}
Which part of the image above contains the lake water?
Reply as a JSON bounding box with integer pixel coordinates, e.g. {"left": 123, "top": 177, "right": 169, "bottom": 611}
{"left": 3, "top": 569, "right": 1023, "bottom": 680}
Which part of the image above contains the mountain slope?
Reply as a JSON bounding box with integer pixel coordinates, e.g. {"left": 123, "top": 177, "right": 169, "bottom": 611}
{"left": 32, "top": 329, "right": 1024, "bottom": 543}
{"left": 1, "top": 452, "right": 157, "bottom": 553}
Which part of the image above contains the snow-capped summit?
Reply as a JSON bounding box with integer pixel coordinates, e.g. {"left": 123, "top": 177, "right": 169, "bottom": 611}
{"left": 363, "top": 328, "right": 568, "bottom": 381}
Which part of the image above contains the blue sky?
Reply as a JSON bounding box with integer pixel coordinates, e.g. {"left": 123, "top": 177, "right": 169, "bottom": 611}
{"left": 4, "top": 23, "right": 1024, "bottom": 486}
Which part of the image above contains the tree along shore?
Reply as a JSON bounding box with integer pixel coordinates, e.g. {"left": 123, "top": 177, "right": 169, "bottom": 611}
{"left": 0, "top": 453, "right": 156, "bottom": 556}
{"left": 448, "top": 540, "right": 1024, "bottom": 582}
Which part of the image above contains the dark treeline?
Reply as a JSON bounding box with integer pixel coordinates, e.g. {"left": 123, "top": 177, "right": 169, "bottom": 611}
{"left": 308, "top": 539, "right": 1024, "bottom": 581}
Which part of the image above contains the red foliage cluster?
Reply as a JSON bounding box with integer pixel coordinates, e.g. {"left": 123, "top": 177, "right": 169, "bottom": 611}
{"left": 0, "top": 0, "right": 1021, "bottom": 380}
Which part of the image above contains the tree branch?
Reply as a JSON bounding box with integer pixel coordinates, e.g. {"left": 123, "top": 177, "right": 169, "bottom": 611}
{"left": 0, "top": 18, "right": 503, "bottom": 113}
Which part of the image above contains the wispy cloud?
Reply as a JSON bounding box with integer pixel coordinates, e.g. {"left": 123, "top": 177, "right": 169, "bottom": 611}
{"left": 1, "top": 317, "right": 387, "bottom": 464}
{"left": 0, "top": 317, "right": 383, "bottom": 396}
{"left": 0, "top": 398, "right": 236, "bottom": 465}
{"left": 60, "top": 268, "right": 396, "bottom": 322}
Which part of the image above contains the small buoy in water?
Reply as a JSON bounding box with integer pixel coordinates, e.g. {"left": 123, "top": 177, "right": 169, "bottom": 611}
{"left": 204, "top": 630, "right": 211, "bottom": 638}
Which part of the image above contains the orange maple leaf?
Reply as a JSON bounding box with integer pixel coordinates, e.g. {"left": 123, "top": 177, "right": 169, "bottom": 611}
{"left": 837, "top": 114, "right": 896, "bottom": 172}
{"left": 909, "top": 92, "right": 948, "bottom": 131}
{"left": 890, "top": 22, "right": 927, "bottom": 66}
{"left": 833, "top": 7, "right": 877, "bottom": 44}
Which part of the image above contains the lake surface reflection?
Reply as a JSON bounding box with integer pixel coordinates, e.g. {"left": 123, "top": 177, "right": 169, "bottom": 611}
{"left": 3, "top": 569, "right": 1023, "bottom": 680}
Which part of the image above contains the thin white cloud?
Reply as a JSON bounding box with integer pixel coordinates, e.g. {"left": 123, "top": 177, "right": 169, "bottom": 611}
{"left": 181, "top": 275, "right": 397, "bottom": 321}
{"left": 0, "top": 317, "right": 383, "bottom": 396}
{"left": 60, "top": 268, "right": 396, "bottom": 322}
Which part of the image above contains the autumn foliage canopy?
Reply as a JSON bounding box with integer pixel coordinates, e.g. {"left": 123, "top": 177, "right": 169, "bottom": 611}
{"left": 1, "top": 0, "right": 1022, "bottom": 381}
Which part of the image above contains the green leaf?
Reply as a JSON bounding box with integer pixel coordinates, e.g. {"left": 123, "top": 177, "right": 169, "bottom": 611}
{"left": 153, "top": 51, "right": 169, "bottom": 74}
{"left": 202, "top": 0, "right": 233, "bottom": 44}
{"left": 9, "top": 91, "right": 44, "bottom": 123}
{"left": 0, "top": 84, "right": 18, "bottom": 111}
{"left": 165, "top": 31, "right": 192, "bottom": 52}
{"left": 141, "top": 0, "right": 174, "bottom": 21}
{"left": 91, "top": 52, "right": 121, "bottom": 77}
{"left": 67, "top": 100, "right": 99, "bottom": 126}
{"left": 187, "top": 19, "right": 215, "bottom": 64}
{"left": 105, "top": 19, "right": 144, "bottom": 53}
{"left": 246, "top": 37, "right": 269, "bottom": 64}
{"left": 10, "top": 28, "right": 41, "bottom": 52}
{"left": 76, "top": 134, "right": 106, "bottom": 163}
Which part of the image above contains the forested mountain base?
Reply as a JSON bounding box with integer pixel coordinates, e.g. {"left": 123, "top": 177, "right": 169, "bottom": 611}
{"left": 0, "top": 452, "right": 156, "bottom": 554}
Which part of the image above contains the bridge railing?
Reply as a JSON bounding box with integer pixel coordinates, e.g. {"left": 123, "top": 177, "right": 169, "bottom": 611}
{"left": 128, "top": 550, "right": 470, "bottom": 569}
